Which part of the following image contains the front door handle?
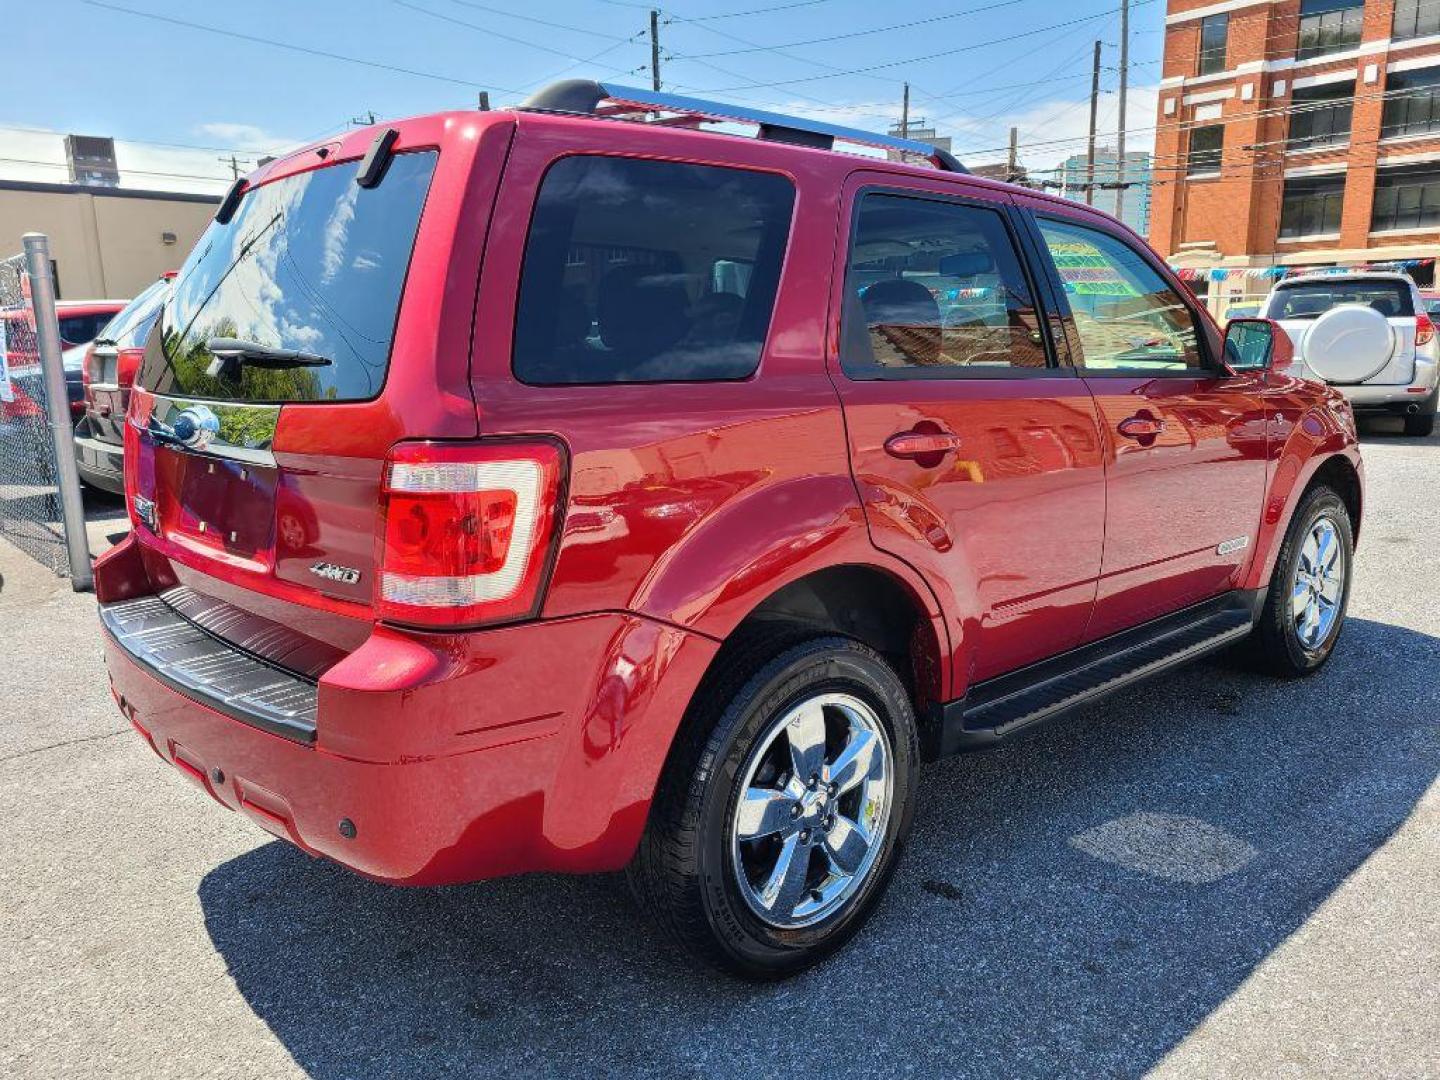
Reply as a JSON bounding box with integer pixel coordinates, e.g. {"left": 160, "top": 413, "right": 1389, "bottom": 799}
{"left": 885, "top": 429, "right": 964, "bottom": 461}
{"left": 1117, "top": 414, "right": 1165, "bottom": 445}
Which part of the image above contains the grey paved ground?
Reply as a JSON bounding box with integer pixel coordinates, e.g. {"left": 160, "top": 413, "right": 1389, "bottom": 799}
{"left": 0, "top": 423, "right": 1436, "bottom": 1079}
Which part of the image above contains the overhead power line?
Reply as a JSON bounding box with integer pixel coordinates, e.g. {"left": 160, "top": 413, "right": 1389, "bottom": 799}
{"left": 684, "top": 0, "right": 840, "bottom": 20}
{"left": 0, "top": 156, "right": 232, "bottom": 184}
{"left": 441, "top": 0, "right": 634, "bottom": 41}
{"left": 678, "top": 0, "right": 1035, "bottom": 58}
{"left": 393, "top": 0, "right": 639, "bottom": 74}
{"left": 81, "top": 0, "right": 521, "bottom": 92}
{"left": 682, "top": 0, "right": 1160, "bottom": 93}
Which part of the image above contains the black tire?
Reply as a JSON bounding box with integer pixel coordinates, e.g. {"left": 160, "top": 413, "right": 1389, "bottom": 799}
{"left": 1248, "top": 484, "right": 1354, "bottom": 677}
{"left": 1404, "top": 411, "right": 1435, "bottom": 438}
{"left": 629, "top": 633, "right": 920, "bottom": 980}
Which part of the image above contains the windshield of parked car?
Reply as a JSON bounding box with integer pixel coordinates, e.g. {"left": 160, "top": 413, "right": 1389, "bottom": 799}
{"left": 141, "top": 151, "right": 436, "bottom": 403}
{"left": 1267, "top": 280, "right": 1414, "bottom": 320}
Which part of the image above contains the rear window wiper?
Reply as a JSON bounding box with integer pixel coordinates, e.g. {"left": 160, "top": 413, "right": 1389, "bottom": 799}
{"left": 205, "top": 337, "right": 333, "bottom": 375}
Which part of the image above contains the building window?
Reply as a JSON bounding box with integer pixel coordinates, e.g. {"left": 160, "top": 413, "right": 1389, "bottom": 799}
{"left": 1288, "top": 81, "right": 1354, "bottom": 149}
{"left": 1382, "top": 67, "right": 1440, "bottom": 139}
{"left": 1297, "top": 0, "right": 1365, "bottom": 61}
{"left": 1280, "top": 175, "right": 1345, "bottom": 237}
{"left": 1372, "top": 165, "right": 1440, "bottom": 232}
{"left": 1394, "top": 0, "right": 1440, "bottom": 41}
{"left": 1187, "top": 125, "right": 1224, "bottom": 176}
{"left": 1198, "top": 14, "right": 1229, "bottom": 75}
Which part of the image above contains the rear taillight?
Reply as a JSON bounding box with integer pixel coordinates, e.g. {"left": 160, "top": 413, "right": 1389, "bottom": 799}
{"left": 81, "top": 345, "right": 95, "bottom": 395}
{"left": 1416, "top": 312, "right": 1436, "bottom": 347}
{"left": 116, "top": 347, "right": 144, "bottom": 388}
{"left": 122, "top": 415, "right": 140, "bottom": 508}
{"left": 377, "top": 440, "right": 566, "bottom": 629}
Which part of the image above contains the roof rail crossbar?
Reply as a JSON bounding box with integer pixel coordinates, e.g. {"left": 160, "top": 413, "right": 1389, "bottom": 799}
{"left": 519, "top": 80, "right": 968, "bottom": 174}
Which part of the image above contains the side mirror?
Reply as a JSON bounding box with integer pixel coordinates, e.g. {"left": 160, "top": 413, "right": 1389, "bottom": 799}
{"left": 1224, "top": 317, "right": 1293, "bottom": 374}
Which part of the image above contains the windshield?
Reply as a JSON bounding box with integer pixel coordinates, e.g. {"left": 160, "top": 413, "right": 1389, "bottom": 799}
{"left": 140, "top": 151, "right": 437, "bottom": 403}
{"left": 1267, "top": 280, "right": 1414, "bottom": 320}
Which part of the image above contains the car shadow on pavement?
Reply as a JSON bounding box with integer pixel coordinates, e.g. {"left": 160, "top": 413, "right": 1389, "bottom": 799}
{"left": 198, "top": 616, "right": 1440, "bottom": 1079}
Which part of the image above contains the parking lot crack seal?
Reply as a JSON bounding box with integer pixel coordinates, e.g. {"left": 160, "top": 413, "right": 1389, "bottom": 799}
{"left": 0, "top": 728, "right": 129, "bottom": 765}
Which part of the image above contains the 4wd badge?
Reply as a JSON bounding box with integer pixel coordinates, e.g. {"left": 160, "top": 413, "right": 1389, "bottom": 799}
{"left": 310, "top": 562, "right": 362, "bottom": 586}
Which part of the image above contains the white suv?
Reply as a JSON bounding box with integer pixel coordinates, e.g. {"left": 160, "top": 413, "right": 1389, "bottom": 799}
{"left": 1261, "top": 271, "right": 1439, "bottom": 437}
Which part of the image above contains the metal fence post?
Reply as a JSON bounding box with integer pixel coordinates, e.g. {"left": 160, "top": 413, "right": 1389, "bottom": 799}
{"left": 21, "top": 233, "right": 93, "bottom": 591}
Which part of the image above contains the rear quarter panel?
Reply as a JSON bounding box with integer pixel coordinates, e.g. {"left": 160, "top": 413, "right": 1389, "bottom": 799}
{"left": 466, "top": 117, "right": 952, "bottom": 692}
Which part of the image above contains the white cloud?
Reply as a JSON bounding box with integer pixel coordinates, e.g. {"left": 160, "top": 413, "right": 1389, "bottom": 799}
{"left": 194, "top": 122, "right": 297, "bottom": 154}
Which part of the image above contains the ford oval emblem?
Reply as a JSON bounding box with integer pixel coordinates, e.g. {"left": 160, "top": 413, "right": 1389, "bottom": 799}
{"left": 172, "top": 405, "right": 220, "bottom": 451}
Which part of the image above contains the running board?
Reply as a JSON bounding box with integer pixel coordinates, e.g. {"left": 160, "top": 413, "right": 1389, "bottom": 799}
{"left": 931, "top": 589, "right": 1265, "bottom": 758}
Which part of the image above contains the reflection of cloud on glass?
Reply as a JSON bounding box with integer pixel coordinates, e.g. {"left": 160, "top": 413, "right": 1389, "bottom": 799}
{"left": 320, "top": 182, "right": 360, "bottom": 285}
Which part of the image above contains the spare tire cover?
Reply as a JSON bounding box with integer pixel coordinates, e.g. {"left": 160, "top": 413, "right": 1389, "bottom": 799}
{"left": 1303, "top": 303, "right": 1396, "bottom": 384}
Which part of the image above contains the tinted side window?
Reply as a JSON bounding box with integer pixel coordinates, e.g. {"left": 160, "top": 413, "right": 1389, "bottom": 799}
{"left": 1036, "top": 217, "right": 1206, "bottom": 374}
{"left": 840, "top": 193, "right": 1048, "bottom": 378}
{"left": 513, "top": 156, "right": 795, "bottom": 385}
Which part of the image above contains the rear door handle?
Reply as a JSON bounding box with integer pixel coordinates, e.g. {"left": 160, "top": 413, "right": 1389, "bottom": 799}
{"left": 884, "top": 430, "right": 964, "bottom": 461}
{"left": 1117, "top": 415, "right": 1165, "bottom": 443}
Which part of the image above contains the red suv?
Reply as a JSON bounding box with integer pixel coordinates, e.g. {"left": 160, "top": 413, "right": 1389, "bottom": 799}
{"left": 95, "top": 82, "right": 1363, "bottom": 979}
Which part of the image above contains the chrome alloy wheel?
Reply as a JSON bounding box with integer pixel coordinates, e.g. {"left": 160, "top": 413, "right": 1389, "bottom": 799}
{"left": 729, "top": 693, "right": 893, "bottom": 930}
{"left": 1293, "top": 515, "right": 1345, "bottom": 651}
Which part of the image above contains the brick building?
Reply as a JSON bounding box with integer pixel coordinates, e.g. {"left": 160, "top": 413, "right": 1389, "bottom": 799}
{"left": 1152, "top": 0, "right": 1440, "bottom": 310}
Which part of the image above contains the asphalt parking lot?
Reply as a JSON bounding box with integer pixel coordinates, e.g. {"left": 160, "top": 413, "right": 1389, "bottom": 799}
{"left": 1, "top": 422, "right": 1436, "bottom": 1080}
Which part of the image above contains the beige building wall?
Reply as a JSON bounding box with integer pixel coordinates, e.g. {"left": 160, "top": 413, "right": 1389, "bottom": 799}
{"left": 0, "top": 182, "right": 217, "bottom": 300}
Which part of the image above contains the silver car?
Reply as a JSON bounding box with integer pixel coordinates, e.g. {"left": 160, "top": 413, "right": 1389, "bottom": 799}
{"left": 1261, "top": 271, "right": 1439, "bottom": 437}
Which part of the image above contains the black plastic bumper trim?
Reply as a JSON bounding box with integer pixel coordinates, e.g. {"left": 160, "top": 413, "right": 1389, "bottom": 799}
{"left": 101, "top": 595, "right": 318, "bottom": 745}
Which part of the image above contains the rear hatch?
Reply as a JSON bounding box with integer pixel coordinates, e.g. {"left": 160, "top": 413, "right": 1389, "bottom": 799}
{"left": 126, "top": 142, "right": 451, "bottom": 663}
{"left": 1266, "top": 278, "right": 1418, "bottom": 385}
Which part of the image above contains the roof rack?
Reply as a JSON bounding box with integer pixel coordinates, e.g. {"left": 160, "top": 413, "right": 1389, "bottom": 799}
{"left": 519, "top": 80, "right": 968, "bottom": 174}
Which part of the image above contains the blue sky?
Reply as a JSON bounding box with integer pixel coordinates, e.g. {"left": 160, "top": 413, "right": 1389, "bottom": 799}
{"left": 6, "top": 0, "right": 1163, "bottom": 193}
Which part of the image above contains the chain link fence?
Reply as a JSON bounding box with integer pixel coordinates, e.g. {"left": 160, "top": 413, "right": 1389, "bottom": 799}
{"left": 0, "top": 251, "right": 75, "bottom": 577}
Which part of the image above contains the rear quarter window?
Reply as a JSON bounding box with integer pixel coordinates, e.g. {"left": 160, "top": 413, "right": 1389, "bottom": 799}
{"left": 512, "top": 155, "right": 796, "bottom": 385}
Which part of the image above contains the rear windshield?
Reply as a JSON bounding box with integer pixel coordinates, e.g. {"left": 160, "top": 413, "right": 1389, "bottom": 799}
{"left": 98, "top": 279, "right": 168, "bottom": 349}
{"left": 1266, "top": 280, "right": 1414, "bottom": 320}
{"left": 141, "top": 151, "right": 437, "bottom": 402}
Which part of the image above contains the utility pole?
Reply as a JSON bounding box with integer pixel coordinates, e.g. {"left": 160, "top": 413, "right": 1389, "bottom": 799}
{"left": 1007, "top": 126, "right": 1019, "bottom": 184}
{"left": 901, "top": 82, "right": 910, "bottom": 138}
{"left": 1086, "top": 40, "right": 1101, "bottom": 206}
{"left": 218, "top": 154, "right": 245, "bottom": 181}
{"left": 650, "top": 10, "right": 662, "bottom": 92}
{"left": 1116, "top": 0, "right": 1131, "bottom": 224}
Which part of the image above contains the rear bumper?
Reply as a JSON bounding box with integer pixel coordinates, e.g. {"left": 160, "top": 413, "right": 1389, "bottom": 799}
{"left": 1334, "top": 356, "right": 1439, "bottom": 413}
{"left": 98, "top": 539, "right": 719, "bottom": 886}
{"left": 73, "top": 419, "right": 125, "bottom": 493}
